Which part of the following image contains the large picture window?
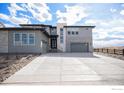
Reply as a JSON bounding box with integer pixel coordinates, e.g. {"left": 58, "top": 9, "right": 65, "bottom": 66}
{"left": 13, "top": 32, "right": 35, "bottom": 46}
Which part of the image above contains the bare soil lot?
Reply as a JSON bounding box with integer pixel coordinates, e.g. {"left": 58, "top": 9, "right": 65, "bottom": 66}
{"left": 0, "top": 54, "right": 39, "bottom": 83}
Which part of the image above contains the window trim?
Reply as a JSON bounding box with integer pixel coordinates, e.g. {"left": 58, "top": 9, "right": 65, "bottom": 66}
{"left": 28, "top": 33, "right": 35, "bottom": 45}
{"left": 13, "top": 32, "right": 35, "bottom": 46}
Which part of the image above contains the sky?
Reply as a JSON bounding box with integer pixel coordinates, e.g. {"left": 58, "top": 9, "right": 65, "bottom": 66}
{"left": 0, "top": 3, "right": 124, "bottom": 48}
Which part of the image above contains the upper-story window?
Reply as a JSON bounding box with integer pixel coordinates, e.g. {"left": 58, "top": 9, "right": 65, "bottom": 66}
{"left": 60, "top": 28, "right": 63, "bottom": 35}
{"left": 60, "top": 28, "right": 63, "bottom": 43}
{"left": 60, "top": 36, "right": 63, "bottom": 43}
{"left": 14, "top": 32, "right": 35, "bottom": 46}
{"left": 68, "top": 31, "right": 70, "bottom": 35}
{"left": 76, "top": 32, "right": 78, "bottom": 35}
{"left": 72, "top": 31, "right": 74, "bottom": 35}
{"left": 86, "top": 28, "right": 89, "bottom": 30}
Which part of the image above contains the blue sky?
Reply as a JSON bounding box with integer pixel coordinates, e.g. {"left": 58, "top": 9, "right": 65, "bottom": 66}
{"left": 0, "top": 3, "right": 124, "bottom": 48}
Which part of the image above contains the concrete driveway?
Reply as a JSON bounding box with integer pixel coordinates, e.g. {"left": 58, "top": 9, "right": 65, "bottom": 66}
{"left": 3, "top": 53, "right": 124, "bottom": 85}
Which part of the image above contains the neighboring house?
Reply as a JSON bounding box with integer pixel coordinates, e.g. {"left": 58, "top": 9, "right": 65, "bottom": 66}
{"left": 0, "top": 23, "right": 95, "bottom": 54}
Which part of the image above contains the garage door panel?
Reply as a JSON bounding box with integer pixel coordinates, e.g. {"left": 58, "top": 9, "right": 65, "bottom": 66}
{"left": 71, "top": 43, "right": 89, "bottom": 52}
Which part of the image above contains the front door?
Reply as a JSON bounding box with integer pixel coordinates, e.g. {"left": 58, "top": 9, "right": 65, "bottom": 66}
{"left": 51, "top": 37, "right": 57, "bottom": 49}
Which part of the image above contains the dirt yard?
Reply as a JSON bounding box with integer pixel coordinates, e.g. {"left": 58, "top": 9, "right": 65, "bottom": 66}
{"left": 0, "top": 54, "right": 39, "bottom": 83}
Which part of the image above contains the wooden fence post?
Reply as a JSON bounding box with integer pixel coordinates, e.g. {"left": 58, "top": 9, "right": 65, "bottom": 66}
{"left": 107, "top": 49, "right": 108, "bottom": 53}
{"left": 123, "top": 49, "right": 124, "bottom": 56}
{"left": 114, "top": 49, "right": 115, "bottom": 54}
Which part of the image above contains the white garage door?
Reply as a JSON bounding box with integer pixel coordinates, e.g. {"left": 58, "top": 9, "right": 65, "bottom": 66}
{"left": 70, "top": 43, "right": 89, "bottom": 52}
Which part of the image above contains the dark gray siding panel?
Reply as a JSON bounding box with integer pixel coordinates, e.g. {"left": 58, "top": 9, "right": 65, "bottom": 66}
{"left": 8, "top": 30, "right": 48, "bottom": 53}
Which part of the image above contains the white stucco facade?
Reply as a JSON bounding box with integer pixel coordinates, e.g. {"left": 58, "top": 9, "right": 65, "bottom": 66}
{"left": 56, "top": 23, "right": 94, "bottom": 52}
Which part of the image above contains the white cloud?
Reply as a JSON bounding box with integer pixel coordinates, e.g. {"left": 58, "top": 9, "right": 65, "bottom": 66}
{"left": 85, "top": 18, "right": 124, "bottom": 48}
{"left": 10, "top": 16, "right": 30, "bottom": 24}
{"left": 93, "top": 26, "right": 124, "bottom": 48}
{"left": 0, "top": 13, "right": 10, "bottom": 21}
{"left": 0, "top": 13, "right": 30, "bottom": 25}
{"left": 93, "top": 39, "right": 124, "bottom": 48}
{"left": 110, "top": 8, "right": 117, "bottom": 13}
{"left": 85, "top": 19, "right": 109, "bottom": 27}
{"left": 0, "top": 3, "right": 52, "bottom": 26}
{"left": 8, "top": 3, "right": 26, "bottom": 16}
{"left": 4, "top": 23, "right": 15, "bottom": 27}
{"left": 120, "top": 10, "right": 124, "bottom": 15}
{"left": 21, "top": 3, "right": 52, "bottom": 22}
{"left": 85, "top": 19, "right": 97, "bottom": 24}
{"left": 56, "top": 4, "right": 88, "bottom": 25}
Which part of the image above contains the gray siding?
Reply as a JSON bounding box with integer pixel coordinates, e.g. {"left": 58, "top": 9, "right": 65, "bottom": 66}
{"left": 0, "top": 31, "right": 8, "bottom": 53}
{"left": 8, "top": 30, "right": 49, "bottom": 53}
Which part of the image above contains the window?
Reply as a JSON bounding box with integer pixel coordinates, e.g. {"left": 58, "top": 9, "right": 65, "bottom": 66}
{"left": 22, "top": 34, "right": 28, "bottom": 44}
{"left": 15, "top": 33, "right": 20, "bottom": 41}
{"left": 72, "top": 31, "right": 74, "bottom": 35}
{"left": 68, "top": 31, "right": 70, "bottom": 35}
{"left": 29, "top": 33, "right": 35, "bottom": 45}
{"left": 60, "top": 28, "right": 64, "bottom": 43}
{"left": 60, "top": 36, "right": 63, "bottom": 43}
{"left": 60, "top": 28, "right": 63, "bottom": 35}
{"left": 76, "top": 32, "right": 78, "bottom": 35}
{"left": 13, "top": 33, "right": 35, "bottom": 46}
{"left": 14, "top": 33, "right": 21, "bottom": 46}
{"left": 86, "top": 28, "right": 88, "bottom": 30}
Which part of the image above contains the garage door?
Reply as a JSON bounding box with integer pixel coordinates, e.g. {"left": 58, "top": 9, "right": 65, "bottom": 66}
{"left": 70, "top": 43, "right": 89, "bottom": 52}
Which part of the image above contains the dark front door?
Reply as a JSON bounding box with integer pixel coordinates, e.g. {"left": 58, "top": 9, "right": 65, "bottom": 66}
{"left": 51, "top": 37, "right": 57, "bottom": 49}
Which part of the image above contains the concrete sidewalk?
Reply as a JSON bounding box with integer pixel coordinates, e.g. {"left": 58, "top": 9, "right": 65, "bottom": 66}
{"left": 2, "top": 53, "right": 124, "bottom": 85}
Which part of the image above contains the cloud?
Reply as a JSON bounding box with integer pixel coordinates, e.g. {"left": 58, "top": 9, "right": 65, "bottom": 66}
{"left": 85, "top": 19, "right": 97, "bottom": 24}
{"left": 8, "top": 3, "right": 26, "bottom": 16}
{"left": 0, "top": 13, "right": 10, "bottom": 21}
{"left": 93, "top": 39, "right": 124, "bottom": 48}
{"left": 21, "top": 3, "right": 52, "bottom": 22}
{"left": 93, "top": 26, "right": 124, "bottom": 48}
{"left": 120, "top": 10, "right": 124, "bottom": 15}
{"left": 90, "top": 17, "right": 124, "bottom": 48}
{"left": 85, "top": 19, "right": 109, "bottom": 27}
{"left": 4, "top": 23, "right": 16, "bottom": 27}
{"left": 56, "top": 4, "right": 88, "bottom": 25}
{"left": 0, "top": 3, "right": 52, "bottom": 26}
{"left": 110, "top": 8, "right": 117, "bottom": 13}
{"left": 0, "top": 13, "right": 30, "bottom": 25}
